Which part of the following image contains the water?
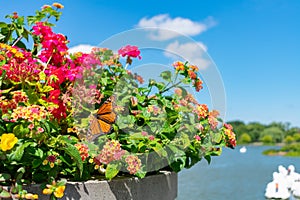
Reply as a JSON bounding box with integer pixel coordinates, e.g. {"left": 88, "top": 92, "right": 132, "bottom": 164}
{"left": 178, "top": 145, "right": 300, "bottom": 200}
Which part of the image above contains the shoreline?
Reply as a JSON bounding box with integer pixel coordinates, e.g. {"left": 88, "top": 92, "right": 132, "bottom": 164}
{"left": 237, "top": 144, "right": 300, "bottom": 157}
{"left": 239, "top": 142, "right": 285, "bottom": 147}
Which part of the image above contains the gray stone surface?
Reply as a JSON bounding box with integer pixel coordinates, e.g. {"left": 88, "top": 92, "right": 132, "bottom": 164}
{"left": 19, "top": 171, "right": 177, "bottom": 200}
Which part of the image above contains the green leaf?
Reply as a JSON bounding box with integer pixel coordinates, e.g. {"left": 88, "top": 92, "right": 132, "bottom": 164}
{"left": 151, "top": 143, "right": 167, "bottom": 157}
{"left": 13, "top": 124, "right": 30, "bottom": 138}
{"left": 165, "top": 144, "right": 186, "bottom": 172}
{"left": 9, "top": 141, "right": 34, "bottom": 161}
{"left": 154, "top": 82, "right": 166, "bottom": 91}
{"left": 62, "top": 143, "right": 83, "bottom": 177}
{"left": 40, "top": 85, "right": 54, "bottom": 93}
{"left": 135, "top": 170, "right": 147, "bottom": 178}
{"left": 160, "top": 71, "right": 172, "bottom": 82}
{"left": 212, "top": 132, "right": 222, "bottom": 144}
{"left": 0, "top": 188, "right": 11, "bottom": 198}
{"left": 0, "top": 22, "right": 7, "bottom": 28}
{"left": 0, "top": 33, "right": 5, "bottom": 41}
{"left": 15, "top": 40, "right": 26, "bottom": 49}
{"left": 33, "top": 148, "right": 44, "bottom": 158}
{"left": 32, "top": 159, "right": 43, "bottom": 168}
{"left": 0, "top": 173, "right": 11, "bottom": 182}
{"left": 16, "top": 16, "right": 24, "bottom": 26}
{"left": 17, "top": 167, "right": 26, "bottom": 174}
{"left": 204, "top": 155, "right": 211, "bottom": 164}
{"left": 105, "top": 162, "right": 121, "bottom": 180}
{"left": 57, "top": 178, "right": 67, "bottom": 187}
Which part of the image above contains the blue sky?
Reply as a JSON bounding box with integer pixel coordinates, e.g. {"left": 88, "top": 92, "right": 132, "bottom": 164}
{"left": 1, "top": 0, "right": 300, "bottom": 126}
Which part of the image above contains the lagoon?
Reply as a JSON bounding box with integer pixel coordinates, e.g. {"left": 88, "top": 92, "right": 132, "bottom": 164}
{"left": 178, "top": 146, "right": 300, "bottom": 200}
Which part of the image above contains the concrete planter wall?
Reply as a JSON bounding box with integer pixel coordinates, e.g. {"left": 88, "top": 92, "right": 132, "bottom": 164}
{"left": 18, "top": 171, "right": 177, "bottom": 200}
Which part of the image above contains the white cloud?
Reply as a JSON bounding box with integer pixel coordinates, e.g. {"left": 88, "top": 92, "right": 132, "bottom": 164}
{"left": 164, "top": 41, "right": 211, "bottom": 69}
{"left": 137, "top": 14, "right": 216, "bottom": 41}
{"left": 68, "top": 44, "right": 95, "bottom": 54}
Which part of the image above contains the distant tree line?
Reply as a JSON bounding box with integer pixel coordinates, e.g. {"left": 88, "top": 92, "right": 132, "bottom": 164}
{"left": 228, "top": 121, "right": 300, "bottom": 145}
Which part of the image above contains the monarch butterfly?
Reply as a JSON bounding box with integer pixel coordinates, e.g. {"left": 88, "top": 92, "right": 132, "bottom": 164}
{"left": 88, "top": 97, "right": 116, "bottom": 141}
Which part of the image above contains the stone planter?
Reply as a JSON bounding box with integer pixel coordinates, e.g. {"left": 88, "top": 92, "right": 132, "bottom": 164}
{"left": 15, "top": 171, "right": 177, "bottom": 200}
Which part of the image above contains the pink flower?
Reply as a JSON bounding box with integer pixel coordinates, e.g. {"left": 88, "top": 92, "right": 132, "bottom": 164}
{"left": 224, "top": 123, "right": 233, "bottom": 130}
{"left": 125, "top": 155, "right": 141, "bottom": 174}
{"left": 28, "top": 124, "right": 35, "bottom": 130}
{"left": 208, "top": 115, "right": 218, "bottom": 130}
{"left": 37, "top": 127, "right": 44, "bottom": 133}
{"left": 95, "top": 140, "right": 126, "bottom": 165}
{"left": 148, "top": 135, "right": 155, "bottom": 141}
{"left": 141, "top": 131, "right": 148, "bottom": 136}
{"left": 118, "top": 45, "right": 141, "bottom": 59}
{"left": 194, "top": 135, "right": 201, "bottom": 141}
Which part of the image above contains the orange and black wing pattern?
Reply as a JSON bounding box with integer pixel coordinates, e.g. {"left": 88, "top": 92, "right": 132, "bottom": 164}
{"left": 89, "top": 98, "right": 117, "bottom": 138}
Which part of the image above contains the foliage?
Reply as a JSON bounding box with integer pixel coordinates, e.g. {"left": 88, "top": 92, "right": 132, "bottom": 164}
{"left": 0, "top": 3, "right": 236, "bottom": 199}
{"left": 284, "top": 135, "right": 294, "bottom": 144}
{"left": 238, "top": 133, "right": 252, "bottom": 144}
{"left": 230, "top": 120, "right": 300, "bottom": 157}
{"left": 260, "top": 135, "right": 274, "bottom": 145}
{"left": 260, "top": 127, "right": 284, "bottom": 143}
{"left": 263, "top": 143, "right": 300, "bottom": 157}
{"left": 228, "top": 120, "right": 300, "bottom": 144}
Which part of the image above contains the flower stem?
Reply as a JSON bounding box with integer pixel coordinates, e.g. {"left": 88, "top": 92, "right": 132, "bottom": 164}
{"left": 159, "top": 80, "right": 182, "bottom": 94}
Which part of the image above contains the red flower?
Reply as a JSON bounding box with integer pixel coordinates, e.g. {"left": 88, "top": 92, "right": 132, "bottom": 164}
{"left": 118, "top": 45, "right": 141, "bottom": 59}
{"left": 49, "top": 90, "right": 61, "bottom": 102}
{"left": 194, "top": 78, "right": 203, "bottom": 92}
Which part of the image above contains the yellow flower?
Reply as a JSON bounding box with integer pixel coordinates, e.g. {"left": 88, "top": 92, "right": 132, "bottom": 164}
{"left": 54, "top": 186, "right": 65, "bottom": 198}
{"left": 52, "top": 2, "right": 64, "bottom": 9}
{"left": 42, "top": 160, "right": 48, "bottom": 165}
{"left": 42, "top": 188, "right": 52, "bottom": 195}
{"left": 50, "top": 162, "right": 55, "bottom": 168}
{"left": 0, "top": 133, "right": 18, "bottom": 151}
{"left": 25, "top": 193, "right": 39, "bottom": 199}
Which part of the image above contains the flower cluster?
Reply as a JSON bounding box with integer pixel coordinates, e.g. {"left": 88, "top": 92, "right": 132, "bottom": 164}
{"left": 173, "top": 61, "right": 203, "bottom": 91}
{"left": 0, "top": 43, "right": 41, "bottom": 83}
{"left": 94, "top": 140, "right": 126, "bottom": 165}
{"left": 223, "top": 123, "right": 237, "bottom": 147}
{"left": 75, "top": 143, "right": 89, "bottom": 161}
{"left": 125, "top": 155, "right": 142, "bottom": 174}
{"left": 32, "top": 22, "right": 68, "bottom": 66}
{"left": 0, "top": 3, "right": 236, "bottom": 200}
{"left": 11, "top": 105, "right": 48, "bottom": 122}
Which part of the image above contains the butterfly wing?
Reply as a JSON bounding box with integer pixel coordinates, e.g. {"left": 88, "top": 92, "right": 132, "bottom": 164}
{"left": 97, "top": 100, "right": 116, "bottom": 133}
{"left": 88, "top": 98, "right": 117, "bottom": 140}
{"left": 89, "top": 115, "right": 102, "bottom": 136}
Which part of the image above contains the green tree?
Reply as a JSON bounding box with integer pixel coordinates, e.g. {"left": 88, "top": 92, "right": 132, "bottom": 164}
{"left": 238, "top": 133, "right": 252, "bottom": 144}
{"left": 246, "top": 122, "right": 266, "bottom": 142}
{"left": 260, "top": 135, "right": 274, "bottom": 144}
{"left": 293, "top": 133, "right": 300, "bottom": 142}
{"left": 260, "top": 127, "right": 284, "bottom": 143}
{"left": 284, "top": 135, "right": 294, "bottom": 144}
{"left": 268, "top": 122, "right": 289, "bottom": 131}
{"left": 287, "top": 128, "right": 300, "bottom": 136}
